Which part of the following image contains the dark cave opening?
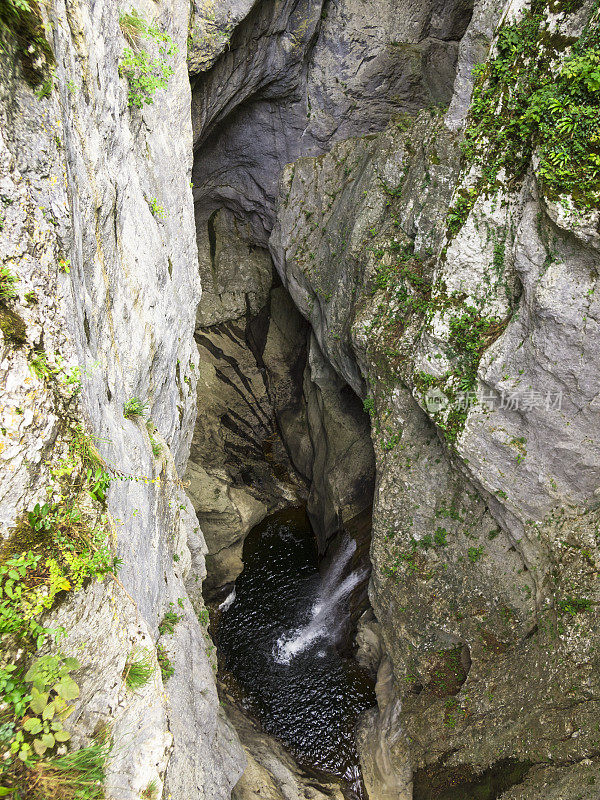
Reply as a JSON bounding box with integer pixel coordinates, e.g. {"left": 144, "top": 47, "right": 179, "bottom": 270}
{"left": 186, "top": 193, "right": 377, "bottom": 797}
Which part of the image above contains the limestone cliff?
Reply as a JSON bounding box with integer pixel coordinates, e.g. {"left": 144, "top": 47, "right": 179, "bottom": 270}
{"left": 2, "top": 0, "right": 600, "bottom": 799}
{"left": 0, "top": 1, "right": 244, "bottom": 797}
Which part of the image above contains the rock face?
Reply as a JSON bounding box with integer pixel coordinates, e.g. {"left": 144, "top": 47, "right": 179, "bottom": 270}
{"left": 0, "top": 1, "right": 244, "bottom": 797}
{"left": 267, "top": 3, "right": 600, "bottom": 798}
{"left": 186, "top": 200, "right": 375, "bottom": 590}
{"left": 4, "top": 0, "right": 600, "bottom": 798}
{"left": 226, "top": 701, "right": 346, "bottom": 800}
{"left": 188, "top": 0, "right": 477, "bottom": 578}
{"left": 191, "top": 0, "right": 478, "bottom": 244}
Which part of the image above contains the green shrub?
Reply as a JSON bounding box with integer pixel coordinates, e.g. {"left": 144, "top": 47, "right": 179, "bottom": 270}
{"left": 467, "top": 545, "right": 484, "bottom": 563}
{"left": 363, "top": 397, "right": 375, "bottom": 416}
{"left": 21, "top": 655, "right": 80, "bottom": 758}
{"left": 145, "top": 420, "right": 162, "bottom": 457}
{"left": 158, "top": 607, "right": 182, "bottom": 636}
{"left": 118, "top": 9, "right": 147, "bottom": 45}
{"left": 123, "top": 397, "right": 148, "bottom": 419}
{"left": 462, "top": 3, "right": 600, "bottom": 215}
{"left": 0, "top": 417, "right": 117, "bottom": 792}
{"left": 558, "top": 596, "right": 592, "bottom": 616}
{"left": 434, "top": 527, "right": 448, "bottom": 546}
{"left": 148, "top": 197, "right": 166, "bottom": 218}
{"left": 446, "top": 188, "right": 478, "bottom": 239}
{"left": 118, "top": 10, "right": 178, "bottom": 108}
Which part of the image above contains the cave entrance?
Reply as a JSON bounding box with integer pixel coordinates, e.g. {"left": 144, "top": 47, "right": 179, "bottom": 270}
{"left": 184, "top": 202, "right": 377, "bottom": 797}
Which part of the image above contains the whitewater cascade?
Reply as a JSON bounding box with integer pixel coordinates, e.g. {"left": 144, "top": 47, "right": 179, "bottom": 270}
{"left": 275, "top": 538, "right": 365, "bottom": 664}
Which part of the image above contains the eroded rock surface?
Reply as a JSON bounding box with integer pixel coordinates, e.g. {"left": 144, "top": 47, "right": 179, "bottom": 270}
{"left": 186, "top": 204, "right": 374, "bottom": 591}
{"left": 268, "top": 2, "right": 600, "bottom": 795}
{"left": 4, "top": 0, "right": 600, "bottom": 798}
{"left": 0, "top": 2, "right": 244, "bottom": 797}
{"left": 226, "top": 702, "right": 346, "bottom": 800}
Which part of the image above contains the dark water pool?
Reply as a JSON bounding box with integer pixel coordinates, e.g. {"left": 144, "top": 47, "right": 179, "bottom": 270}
{"left": 216, "top": 508, "right": 376, "bottom": 798}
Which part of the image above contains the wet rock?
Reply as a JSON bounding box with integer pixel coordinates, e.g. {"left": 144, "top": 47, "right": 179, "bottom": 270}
{"left": 226, "top": 701, "right": 346, "bottom": 800}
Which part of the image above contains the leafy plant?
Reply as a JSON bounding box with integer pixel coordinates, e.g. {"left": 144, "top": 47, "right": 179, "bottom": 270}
{"left": 69, "top": 425, "right": 106, "bottom": 471}
{"left": 0, "top": 664, "right": 31, "bottom": 739}
{"left": 158, "top": 606, "right": 182, "bottom": 636}
{"left": 461, "top": 3, "right": 600, "bottom": 217}
{"left": 448, "top": 306, "right": 505, "bottom": 393}
{"left": 467, "top": 545, "right": 484, "bottom": 563}
{"left": 118, "top": 11, "right": 178, "bottom": 108}
{"left": 148, "top": 197, "right": 166, "bottom": 218}
{"left": 446, "top": 188, "right": 478, "bottom": 239}
{"left": 558, "top": 596, "right": 592, "bottom": 616}
{"left": 0, "top": 266, "right": 18, "bottom": 302}
{"left": 28, "top": 353, "right": 88, "bottom": 402}
{"left": 434, "top": 527, "right": 448, "bottom": 546}
{"left": 123, "top": 397, "right": 148, "bottom": 419}
{"left": 0, "top": 423, "right": 117, "bottom": 791}
{"left": 29, "top": 350, "right": 54, "bottom": 381}
{"left": 84, "top": 467, "right": 111, "bottom": 504}
{"left": 156, "top": 645, "right": 174, "bottom": 682}
{"left": 20, "top": 655, "right": 80, "bottom": 757}
{"left": 123, "top": 648, "right": 154, "bottom": 690}
{"left": 28, "top": 503, "right": 52, "bottom": 533}
{"left": 0, "top": 551, "right": 55, "bottom": 647}
{"left": 381, "top": 431, "right": 400, "bottom": 452}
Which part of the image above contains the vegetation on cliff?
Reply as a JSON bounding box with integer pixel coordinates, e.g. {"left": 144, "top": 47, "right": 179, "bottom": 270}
{"left": 447, "top": 1, "right": 600, "bottom": 237}
{"left": 0, "top": 379, "right": 118, "bottom": 798}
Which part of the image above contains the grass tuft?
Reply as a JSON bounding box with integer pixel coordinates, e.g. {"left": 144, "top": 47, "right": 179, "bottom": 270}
{"left": 26, "top": 738, "right": 110, "bottom": 800}
{"left": 123, "top": 397, "right": 148, "bottom": 420}
{"left": 118, "top": 9, "right": 147, "bottom": 47}
{"left": 141, "top": 779, "right": 158, "bottom": 799}
{"left": 123, "top": 648, "right": 154, "bottom": 690}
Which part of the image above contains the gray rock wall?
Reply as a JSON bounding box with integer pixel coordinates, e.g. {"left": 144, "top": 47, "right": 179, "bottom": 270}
{"left": 0, "top": 1, "right": 245, "bottom": 797}
{"left": 268, "top": 3, "right": 600, "bottom": 797}
{"left": 5, "top": 0, "right": 600, "bottom": 798}
{"left": 191, "top": 0, "right": 478, "bottom": 245}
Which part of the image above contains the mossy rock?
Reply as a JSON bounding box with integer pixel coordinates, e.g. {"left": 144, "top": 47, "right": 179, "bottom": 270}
{"left": 0, "top": 0, "right": 54, "bottom": 88}
{"left": 0, "top": 305, "right": 27, "bottom": 344}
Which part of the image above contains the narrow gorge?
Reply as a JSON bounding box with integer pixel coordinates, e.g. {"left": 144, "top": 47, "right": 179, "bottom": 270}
{"left": 1, "top": 1, "right": 599, "bottom": 800}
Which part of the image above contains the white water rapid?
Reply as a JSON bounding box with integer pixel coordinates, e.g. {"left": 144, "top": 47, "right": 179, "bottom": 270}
{"left": 275, "top": 538, "right": 365, "bottom": 664}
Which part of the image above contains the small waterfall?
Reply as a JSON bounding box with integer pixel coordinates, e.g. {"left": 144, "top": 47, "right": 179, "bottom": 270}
{"left": 275, "top": 538, "right": 365, "bottom": 664}
{"left": 219, "top": 587, "right": 236, "bottom": 611}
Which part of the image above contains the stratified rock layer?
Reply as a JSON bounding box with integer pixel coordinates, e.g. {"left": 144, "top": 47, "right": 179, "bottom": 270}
{"left": 0, "top": 1, "right": 245, "bottom": 797}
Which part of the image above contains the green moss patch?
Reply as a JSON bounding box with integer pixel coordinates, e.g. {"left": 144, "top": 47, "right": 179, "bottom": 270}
{"left": 0, "top": 306, "right": 27, "bottom": 344}
{"left": 0, "top": 0, "right": 54, "bottom": 87}
{"left": 455, "top": 1, "right": 600, "bottom": 237}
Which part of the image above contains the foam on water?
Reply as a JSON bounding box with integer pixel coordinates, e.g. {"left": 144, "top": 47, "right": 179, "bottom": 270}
{"left": 219, "top": 587, "right": 236, "bottom": 611}
{"left": 275, "top": 538, "right": 364, "bottom": 664}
